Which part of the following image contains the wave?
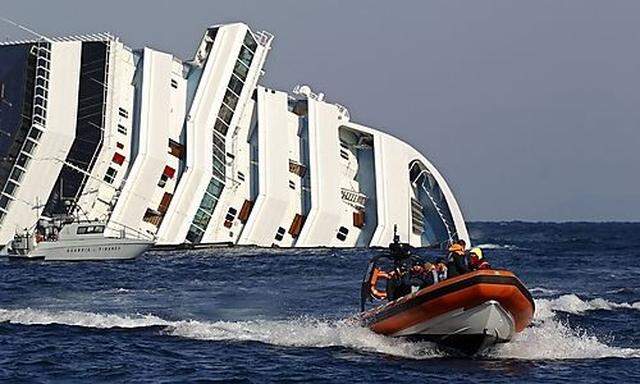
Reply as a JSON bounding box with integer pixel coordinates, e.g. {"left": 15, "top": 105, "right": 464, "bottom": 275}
{"left": 529, "top": 287, "right": 559, "bottom": 295}
{"left": 475, "top": 243, "right": 519, "bottom": 250}
{"left": 1, "top": 300, "right": 638, "bottom": 360}
{"left": 536, "top": 294, "right": 640, "bottom": 318}
{"left": 0, "top": 308, "right": 170, "bottom": 329}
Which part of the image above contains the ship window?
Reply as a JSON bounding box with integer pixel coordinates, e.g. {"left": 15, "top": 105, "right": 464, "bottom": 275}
{"left": 223, "top": 89, "right": 239, "bottom": 110}
{"left": 0, "top": 195, "right": 11, "bottom": 210}
{"left": 104, "top": 167, "right": 117, "bottom": 184}
{"left": 34, "top": 96, "right": 47, "bottom": 109}
{"left": 158, "top": 173, "right": 168, "bottom": 188}
{"left": 274, "top": 226, "right": 286, "bottom": 241}
{"left": 238, "top": 45, "right": 254, "bottom": 68}
{"left": 214, "top": 118, "right": 229, "bottom": 136}
{"left": 170, "top": 79, "right": 178, "bottom": 89}
{"left": 4, "top": 181, "right": 17, "bottom": 196}
{"left": 116, "top": 142, "right": 124, "bottom": 149}
{"left": 228, "top": 207, "right": 237, "bottom": 216}
{"left": 10, "top": 168, "right": 24, "bottom": 183}
{"left": 218, "top": 104, "right": 234, "bottom": 125}
{"left": 200, "top": 193, "right": 217, "bottom": 212}
{"left": 16, "top": 154, "right": 31, "bottom": 168}
{"left": 244, "top": 32, "right": 258, "bottom": 52}
{"left": 233, "top": 60, "right": 249, "bottom": 81}
{"left": 168, "top": 139, "right": 185, "bottom": 158}
{"left": 237, "top": 171, "right": 245, "bottom": 181}
{"left": 28, "top": 128, "right": 43, "bottom": 141}
{"left": 193, "top": 208, "right": 211, "bottom": 229}
{"left": 337, "top": 226, "right": 349, "bottom": 241}
{"left": 340, "top": 150, "right": 349, "bottom": 160}
{"left": 77, "top": 226, "right": 88, "bottom": 234}
{"left": 228, "top": 75, "right": 244, "bottom": 96}
{"left": 289, "top": 180, "right": 295, "bottom": 189}
{"left": 118, "top": 108, "right": 129, "bottom": 118}
{"left": 36, "top": 77, "right": 48, "bottom": 88}
{"left": 207, "top": 179, "right": 224, "bottom": 197}
{"left": 35, "top": 86, "right": 48, "bottom": 98}
{"left": 23, "top": 140, "right": 37, "bottom": 154}
{"left": 117, "top": 124, "right": 127, "bottom": 135}
{"left": 186, "top": 225, "right": 204, "bottom": 244}
{"left": 112, "top": 153, "right": 125, "bottom": 165}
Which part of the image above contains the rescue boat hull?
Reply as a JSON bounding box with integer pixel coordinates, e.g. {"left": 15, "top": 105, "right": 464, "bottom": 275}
{"left": 359, "top": 270, "right": 534, "bottom": 355}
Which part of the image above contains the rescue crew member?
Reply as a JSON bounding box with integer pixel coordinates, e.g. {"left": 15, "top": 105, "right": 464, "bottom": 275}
{"left": 446, "top": 239, "right": 469, "bottom": 278}
{"left": 469, "top": 247, "right": 490, "bottom": 270}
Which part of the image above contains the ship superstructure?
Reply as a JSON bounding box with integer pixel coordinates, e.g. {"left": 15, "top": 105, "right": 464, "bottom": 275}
{"left": 0, "top": 22, "right": 469, "bottom": 248}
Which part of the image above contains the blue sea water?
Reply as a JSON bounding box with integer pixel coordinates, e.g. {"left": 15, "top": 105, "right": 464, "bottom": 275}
{"left": 0, "top": 222, "right": 639, "bottom": 383}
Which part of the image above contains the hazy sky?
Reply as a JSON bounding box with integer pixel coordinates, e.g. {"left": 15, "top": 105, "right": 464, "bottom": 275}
{"left": 3, "top": 1, "right": 639, "bottom": 221}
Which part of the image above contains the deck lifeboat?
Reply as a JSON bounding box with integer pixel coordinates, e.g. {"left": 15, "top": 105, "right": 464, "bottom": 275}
{"left": 357, "top": 234, "right": 534, "bottom": 355}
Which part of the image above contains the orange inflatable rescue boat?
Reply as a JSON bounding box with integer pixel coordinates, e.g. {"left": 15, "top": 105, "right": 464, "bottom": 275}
{"left": 357, "top": 235, "right": 535, "bottom": 355}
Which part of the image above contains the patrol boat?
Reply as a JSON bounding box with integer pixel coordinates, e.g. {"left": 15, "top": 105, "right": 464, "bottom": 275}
{"left": 7, "top": 216, "right": 153, "bottom": 261}
{"left": 357, "top": 231, "right": 534, "bottom": 355}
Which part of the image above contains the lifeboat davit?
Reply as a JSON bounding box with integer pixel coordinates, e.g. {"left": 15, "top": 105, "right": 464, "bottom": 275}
{"left": 357, "top": 232, "right": 534, "bottom": 355}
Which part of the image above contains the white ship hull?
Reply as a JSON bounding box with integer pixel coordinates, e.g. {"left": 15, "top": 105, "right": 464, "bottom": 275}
{"left": 0, "top": 22, "right": 470, "bottom": 250}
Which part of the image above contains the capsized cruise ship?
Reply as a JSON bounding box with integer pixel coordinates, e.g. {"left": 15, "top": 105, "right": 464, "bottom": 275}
{"left": 0, "top": 22, "right": 469, "bottom": 248}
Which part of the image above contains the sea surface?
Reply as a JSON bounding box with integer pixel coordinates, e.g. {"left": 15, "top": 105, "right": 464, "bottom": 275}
{"left": 1, "top": 222, "right": 639, "bottom": 383}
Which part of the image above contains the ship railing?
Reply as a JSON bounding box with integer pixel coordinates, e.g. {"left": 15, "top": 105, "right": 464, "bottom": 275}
{"left": 105, "top": 219, "right": 156, "bottom": 242}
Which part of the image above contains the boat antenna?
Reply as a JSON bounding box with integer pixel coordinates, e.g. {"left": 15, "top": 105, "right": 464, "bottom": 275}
{"left": 0, "top": 16, "right": 53, "bottom": 42}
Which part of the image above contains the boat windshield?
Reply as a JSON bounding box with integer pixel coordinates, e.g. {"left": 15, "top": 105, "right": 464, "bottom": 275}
{"left": 77, "top": 225, "right": 105, "bottom": 235}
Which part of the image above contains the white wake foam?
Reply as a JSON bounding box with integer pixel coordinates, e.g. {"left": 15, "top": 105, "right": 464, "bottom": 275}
{"left": 2, "top": 300, "right": 638, "bottom": 361}
{"left": 487, "top": 296, "right": 640, "bottom": 359}
{"left": 0, "top": 308, "right": 439, "bottom": 359}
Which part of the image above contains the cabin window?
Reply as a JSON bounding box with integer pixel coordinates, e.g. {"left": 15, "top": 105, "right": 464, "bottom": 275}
{"left": 168, "top": 139, "right": 185, "bottom": 158}
{"left": 116, "top": 142, "right": 124, "bottom": 149}
{"left": 238, "top": 200, "right": 253, "bottom": 223}
{"left": 76, "top": 225, "right": 105, "bottom": 235}
{"left": 104, "top": 167, "right": 117, "bottom": 184}
{"left": 158, "top": 173, "right": 168, "bottom": 188}
{"left": 340, "top": 150, "right": 349, "bottom": 160}
{"left": 112, "top": 153, "right": 125, "bottom": 165}
{"left": 337, "top": 226, "right": 349, "bottom": 241}
{"left": 163, "top": 165, "right": 175, "bottom": 179}
{"left": 237, "top": 171, "right": 245, "bottom": 182}
{"left": 170, "top": 79, "right": 178, "bottom": 89}
{"left": 274, "top": 227, "right": 286, "bottom": 241}
{"left": 118, "top": 108, "right": 129, "bottom": 118}
{"left": 288, "top": 180, "right": 295, "bottom": 189}
{"left": 288, "top": 214, "right": 305, "bottom": 238}
{"left": 117, "top": 124, "right": 127, "bottom": 135}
